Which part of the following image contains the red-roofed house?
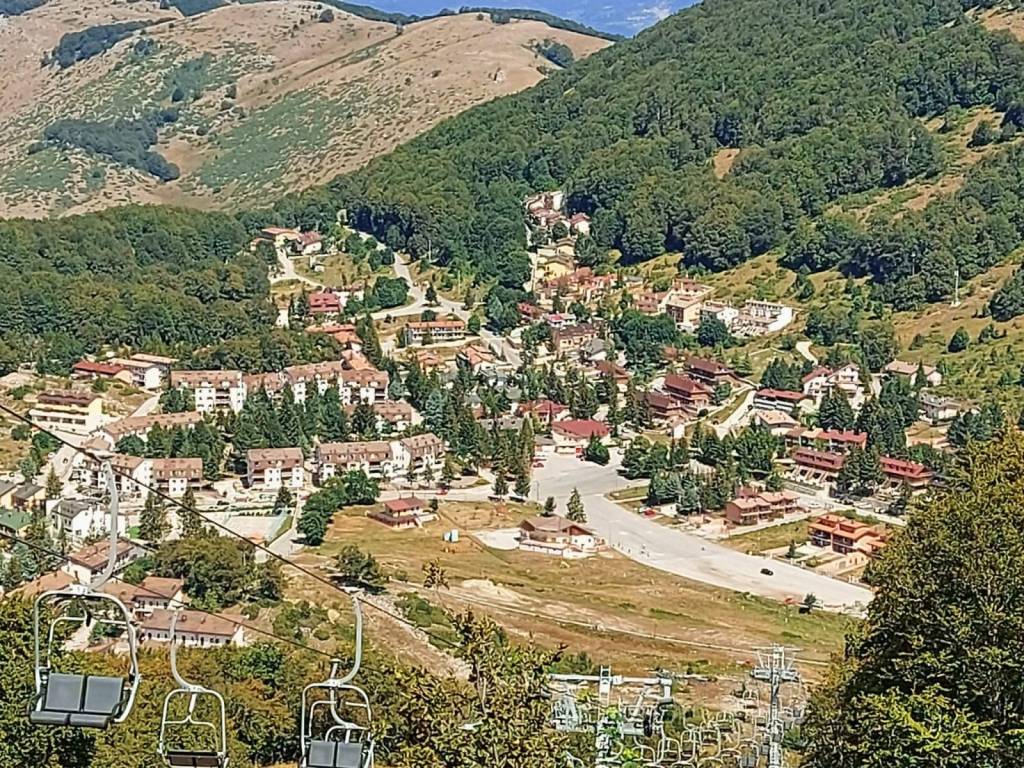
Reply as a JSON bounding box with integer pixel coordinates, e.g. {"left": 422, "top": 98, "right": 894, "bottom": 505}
{"left": 308, "top": 291, "right": 343, "bottom": 316}
{"left": 518, "top": 399, "right": 569, "bottom": 426}
{"left": 663, "top": 374, "right": 713, "bottom": 412}
{"left": 880, "top": 456, "right": 933, "bottom": 493}
{"left": 791, "top": 448, "right": 845, "bottom": 482}
{"left": 724, "top": 488, "right": 801, "bottom": 526}
{"left": 686, "top": 357, "right": 737, "bottom": 385}
{"left": 370, "top": 497, "right": 437, "bottom": 529}
{"left": 72, "top": 360, "right": 133, "bottom": 385}
{"left": 785, "top": 427, "right": 867, "bottom": 454}
{"left": 754, "top": 389, "right": 807, "bottom": 412}
{"left": 809, "top": 514, "right": 888, "bottom": 557}
{"left": 552, "top": 420, "right": 610, "bottom": 454}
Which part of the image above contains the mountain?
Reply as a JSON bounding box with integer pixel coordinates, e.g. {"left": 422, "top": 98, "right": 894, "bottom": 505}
{"left": 360, "top": 0, "right": 698, "bottom": 37}
{"left": 0, "top": 0, "right": 610, "bottom": 217}
{"left": 291, "top": 0, "right": 1024, "bottom": 311}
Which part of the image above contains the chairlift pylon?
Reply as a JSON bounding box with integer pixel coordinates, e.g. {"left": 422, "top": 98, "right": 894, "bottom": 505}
{"left": 300, "top": 592, "right": 374, "bottom": 768}
{"left": 159, "top": 610, "right": 230, "bottom": 767}
{"left": 30, "top": 462, "right": 140, "bottom": 729}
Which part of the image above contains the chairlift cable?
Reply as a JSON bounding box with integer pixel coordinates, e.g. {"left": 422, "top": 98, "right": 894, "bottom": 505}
{"left": 0, "top": 528, "right": 337, "bottom": 660}
{"left": 0, "top": 403, "right": 464, "bottom": 651}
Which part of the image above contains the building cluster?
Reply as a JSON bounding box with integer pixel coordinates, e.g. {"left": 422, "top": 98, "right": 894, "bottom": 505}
{"left": 71, "top": 353, "right": 176, "bottom": 392}
{"left": 170, "top": 362, "right": 389, "bottom": 414}
{"left": 253, "top": 226, "right": 324, "bottom": 260}
{"left": 808, "top": 514, "right": 889, "bottom": 558}
{"left": 723, "top": 487, "right": 801, "bottom": 526}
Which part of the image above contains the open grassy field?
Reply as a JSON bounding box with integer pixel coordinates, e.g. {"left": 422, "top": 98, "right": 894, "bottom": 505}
{"left": 289, "top": 500, "right": 850, "bottom": 681}
{"left": 721, "top": 520, "right": 810, "bottom": 555}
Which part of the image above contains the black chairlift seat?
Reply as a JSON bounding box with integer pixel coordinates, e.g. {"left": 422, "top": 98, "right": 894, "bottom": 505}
{"left": 30, "top": 673, "right": 125, "bottom": 728}
{"left": 306, "top": 740, "right": 366, "bottom": 768}
{"left": 164, "top": 750, "right": 225, "bottom": 767}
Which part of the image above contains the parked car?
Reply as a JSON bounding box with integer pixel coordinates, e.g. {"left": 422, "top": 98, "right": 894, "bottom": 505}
{"left": 760, "top": 567, "right": 774, "bottom": 576}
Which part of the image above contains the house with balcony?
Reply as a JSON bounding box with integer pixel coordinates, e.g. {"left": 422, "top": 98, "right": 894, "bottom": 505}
{"left": 246, "top": 448, "right": 305, "bottom": 490}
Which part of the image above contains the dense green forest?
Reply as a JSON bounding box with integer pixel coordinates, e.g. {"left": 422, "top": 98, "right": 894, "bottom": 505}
{"left": 258, "top": 0, "right": 1024, "bottom": 309}
{"left": 41, "top": 111, "right": 182, "bottom": 182}
{"left": 0, "top": 207, "right": 274, "bottom": 375}
{"left": 0, "top": 0, "right": 45, "bottom": 15}
{"left": 49, "top": 21, "right": 152, "bottom": 69}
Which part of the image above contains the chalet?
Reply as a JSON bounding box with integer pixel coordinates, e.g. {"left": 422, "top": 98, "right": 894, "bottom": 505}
{"left": 150, "top": 457, "right": 203, "bottom": 497}
{"left": 308, "top": 291, "right": 344, "bottom": 316}
{"left": 142, "top": 608, "right": 244, "bottom": 648}
{"left": 370, "top": 497, "right": 437, "bottom": 529}
{"left": 785, "top": 427, "right": 867, "bottom": 454}
{"left": 685, "top": 357, "right": 737, "bottom": 386}
{"left": 880, "top": 456, "right": 933, "bottom": 493}
{"left": 518, "top": 515, "right": 606, "bottom": 559}
{"left": 754, "top": 389, "right": 806, "bottom": 412}
{"left": 552, "top": 420, "right": 609, "bottom": 454}
{"left": 246, "top": 448, "right": 304, "bottom": 490}
{"left": 28, "top": 391, "right": 104, "bottom": 436}
{"left": 884, "top": 360, "right": 942, "bottom": 387}
{"left": 550, "top": 324, "right": 600, "bottom": 356}
{"left": 408, "top": 349, "right": 446, "bottom": 374}
{"left": 102, "top": 576, "right": 186, "bottom": 617}
{"left": 458, "top": 344, "right": 499, "bottom": 374}
{"left": 170, "top": 370, "right": 247, "bottom": 414}
{"left": 919, "top": 392, "right": 960, "bottom": 425}
{"left": 809, "top": 514, "right": 888, "bottom": 557}
{"left": 10, "top": 483, "right": 45, "bottom": 511}
{"left": 662, "top": 374, "right": 713, "bottom": 412}
{"left": 791, "top": 448, "right": 845, "bottom": 483}
{"left": 403, "top": 319, "right": 466, "bottom": 346}
{"left": 724, "top": 488, "right": 801, "bottom": 526}
{"left": 645, "top": 392, "right": 688, "bottom": 423}
{"left": 593, "top": 360, "right": 630, "bottom": 391}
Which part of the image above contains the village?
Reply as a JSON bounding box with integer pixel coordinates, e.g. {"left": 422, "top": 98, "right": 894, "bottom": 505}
{"left": 0, "top": 189, "right": 973, "bottom": 652}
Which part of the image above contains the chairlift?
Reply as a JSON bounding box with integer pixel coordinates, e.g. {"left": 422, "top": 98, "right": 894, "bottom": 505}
{"left": 30, "top": 463, "right": 140, "bottom": 729}
{"left": 159, "top": 611, "right": 229, "bottom": 767}
{"left": 300, "top": 595, "right": 374, "bottom": 768}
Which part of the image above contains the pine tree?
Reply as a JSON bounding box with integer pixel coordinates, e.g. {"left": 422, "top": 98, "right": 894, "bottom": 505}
{"left": 139, "top": 492, "right": 169, "bottom": 543}
{"left": 179, "top": 486, "right": 205, "bottom": 539}
{"left": 513, "top": 462, "right": 531, "bottom": 499}
{"left": 441, "top": 456, "right": 456, "bottom": 487}
{"left": 273, "top": 486, "right": 293, "bottom": 515}
{"left": 1, "top": 553, "right": 24, "bottom": 591}
{"left": 818, "top": 387, "right": 855, "bottom": 431}
{"left": 566, "top": 488, "right": 586, "bottom": 523}
{"left": 44, "top": 468, "right": 61, "bottom": 500}
{"left": 543, "top": 496, "right": 556, "bottom": 516}
{"left": 492, "top": 464, "right": 508, "bottom": 499}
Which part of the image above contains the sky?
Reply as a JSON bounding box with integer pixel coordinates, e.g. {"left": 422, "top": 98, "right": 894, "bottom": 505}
{"left": 366, "top": 0, "right": 697, "bottom": 37}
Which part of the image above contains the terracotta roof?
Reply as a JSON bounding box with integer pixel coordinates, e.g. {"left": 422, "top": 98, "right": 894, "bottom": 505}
{"left": 104, "top": 411, "right": 203, "bottom": 441}
{"left": 318, "top": 441, "right": 391, "bottom": 463}
{"left": 553, "top": 420, "right": 609, "bottom": 439}
{"left": 73, "top": 360, "right": 126, "bottom": 376}
{"left": 756, "top": 388, "right": 805, "bottom": 402}
{"left": 385, "top": 497, "right": 425, "bottom": 513}
{"left": 247, "top": 448, "right": 303, "bottom": 471}
{"left": 170, "top": 370, "right": 244, "bottom": 388}
{"left": 68, "top": 538, "right": 135, "bottom": 570}
{"left": 664, "top": 374, "right": 712, "bottom": 397}
{"left": 686, "top": 357, "right": 733, "bottom": 376}
{"left": 520, "top": 515, "right": 594, "bottom": 536}
{"left": 37, "top": 390, "right": 98, "bottom": 408}
{"left": 400, "top": 433, "right": 444, "bottom": 458}
{"left": 151, "top": 457, "right": 202, "bottom": 481}
{"left": 792, "top": 448, "right": 845, "bottom": 471}
{"left": 142, "top": 608, "right": 237, "bottom": 638}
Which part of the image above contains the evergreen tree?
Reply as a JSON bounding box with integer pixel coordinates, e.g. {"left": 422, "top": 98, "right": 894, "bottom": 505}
{"left": 44, "top": 468, "right": 61, "bottom": 500}
{"left": 492, "top": 464, "right": 508, "bottom": 499}
{"left": 139, "top": 492, "right": 169, "bottom": 543}
{"left": 566, "top": 488, "right": 586, "bottom": 523}
{"left": 351, "top": 402, "right": 379, "bottom": 439}
{"left": 818, "top": 388, "right": 856, "bottom": 431}
{"left": 179, "top": 486, "right": 204, "bottom": 539}
{"left": 948, "top": 326, "right": 970, "bottom": 353}
{"left": 543, "top": 496, "right": 556, "bottom": 515}
{"left": 513, "top": 461, "right": 531, "bottom": 499}
{"left": 804, "top": 432, "right": 1024, "bottom": 767}
{"left": 273, "top": 486, "right": 293, "bottom": 515}
{"left": 583, "top": 436, "right": 610, "bottom": 465}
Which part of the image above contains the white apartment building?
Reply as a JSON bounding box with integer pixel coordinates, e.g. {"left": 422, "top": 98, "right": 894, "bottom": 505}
{"left": 169, "top": 370, "right": 247, "bottom": 414}
{"left": 47, "top": 498, "right": 121, "bottom": 548}
{"left": 141, "top": 608, "right": 244, "bottom": 648}
{"left": 734, "top": 300, "right": 795, "bottom": 336}
{"left": 339, "top": 369, "right": 389, "bottom": 405}
{"left": 403, "top": 319, "right": 466, "bottom": 346}
{"left": 151, "top": 458, "right": 203, "bottom": 497}
{"left": 315, "top": 433, "right": 446, "bottom": 485}
{"left": 100, "top": 411, "right": 203, "bottom": 448}
{"left": 107, "top": 358, "right": 163, "bottom": 390}
{"left": 246, "top": 448, "right": 305, "bottom": 490}
{"left": 28, "top": 391, "right": 104, "bottom": 436}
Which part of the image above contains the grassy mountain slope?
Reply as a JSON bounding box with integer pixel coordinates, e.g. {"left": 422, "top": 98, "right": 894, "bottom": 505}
{"left": 296, "top": 0, "right": 1024, "bottom": 299}
{"left": 0, "top": 0, "right": 609, "bottom": 217}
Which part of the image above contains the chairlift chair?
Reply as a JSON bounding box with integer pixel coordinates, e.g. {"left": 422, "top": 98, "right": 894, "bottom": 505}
{"left": 300, "top": 596, "right": 374, "bottom": 768}
{"left": 30, "top": 464, "right": 140, "bottom": 729}
{"left": 159, "top": 611, "right": 229, "bottom": 768}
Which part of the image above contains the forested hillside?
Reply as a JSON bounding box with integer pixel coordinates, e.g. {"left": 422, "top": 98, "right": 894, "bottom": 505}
{"left": 292, "top": 0, "right": 1024, "bottom": 304}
